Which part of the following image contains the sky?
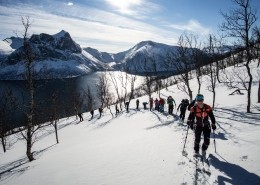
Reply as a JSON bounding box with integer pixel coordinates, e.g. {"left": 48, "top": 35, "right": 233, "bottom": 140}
{"left": 0, "top": 0, "right": 259, "bottom": 53}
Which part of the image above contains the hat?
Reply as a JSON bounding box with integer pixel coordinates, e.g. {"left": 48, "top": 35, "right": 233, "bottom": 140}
{"left": 196, "top": 94, "right": 204, "bottom": 101}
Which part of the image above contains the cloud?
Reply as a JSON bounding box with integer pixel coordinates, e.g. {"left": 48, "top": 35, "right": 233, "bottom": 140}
{"left": 0, "top": 3, "right": 178, "bottom": 53}
{"left": 168, "top": 19, "right": 211, "bottom": 35}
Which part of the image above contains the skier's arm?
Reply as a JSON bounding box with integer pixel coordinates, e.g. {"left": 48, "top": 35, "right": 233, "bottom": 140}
{"left": 208, "top": 110, "right": 216, "bottom": 125}
{"left": 187, "top": 107, "right": 195, "bottom": 125}
{"left": 177, "top": 103, "right": 181, "bottom": 111}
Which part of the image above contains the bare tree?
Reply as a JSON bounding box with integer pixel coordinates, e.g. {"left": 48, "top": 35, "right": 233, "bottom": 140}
{"left": 86, "top": 85, "right": 93, "bottom": 111}
{"left": 143, "top": 58, "right": 154, "bottom": 99}
{"left": 97, "top": 72, "right": 114, "bottom": 117}
{"left": 251, "top": 27, "right": 260, "bottom": 103}
{"left": 205, "top": 35, "right": 218, "bottom": 109}
{"left": 108, "top": 72, "right": 123, "bottom": 111}
{"left": 118, "top": 69, "right": 129, "bottom": 105}
{"left": 49, "top": 90, "right": 61, "bottom": 144}
{"left": 220, "top": 0, "right": 257, "bottom": 112}
{"left": 168, "top": 32, "right": 194, "bottom": 101}
{"left": 127, "top": 72, "right": 137, "bottom": 104}
{"left": 186, "top": 33, "right": 203, "bottom": 94}
{"left": 21, "top": 16, "right": 35, "bottom": 161}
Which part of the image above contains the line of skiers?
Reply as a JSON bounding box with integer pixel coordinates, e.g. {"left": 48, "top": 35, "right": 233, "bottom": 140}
{"left": 78, "top": 93, "right": 217, "bottom": 155}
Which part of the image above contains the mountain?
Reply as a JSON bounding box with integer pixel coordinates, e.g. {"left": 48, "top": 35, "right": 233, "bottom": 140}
{"left": 0, "top": 30, "right": 109, "bottom": 80}
{"left": 84, "top": 41, "right": 207, "bottom": 74}
{"left": 0, "top": 30, "right": 210, "bottom": 80}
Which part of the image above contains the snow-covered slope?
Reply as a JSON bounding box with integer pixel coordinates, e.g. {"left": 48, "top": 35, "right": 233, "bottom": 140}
{"left": 0, "top": 61, "right": 259, "bottom": 185}
{"left": 3, "top": 37, "right": 24, "bottom": 50}
{"left": 0, "top": 40, "right": 14, "bottom": 62}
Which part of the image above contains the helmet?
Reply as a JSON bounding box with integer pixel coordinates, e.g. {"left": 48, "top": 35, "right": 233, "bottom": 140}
{"left": 196, "top": 94, "right": 204, "bottom": 101}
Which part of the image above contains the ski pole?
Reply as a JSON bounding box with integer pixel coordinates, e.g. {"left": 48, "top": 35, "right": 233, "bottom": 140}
{"left": 182, "top": 124, "right": 189, "bottom": 154}
{"left": 213, "top": 129, "right": 216, "bottom": 153}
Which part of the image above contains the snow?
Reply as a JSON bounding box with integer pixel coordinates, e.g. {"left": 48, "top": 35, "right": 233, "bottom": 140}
{"left": 2, "top": 37, "right": 23, "bottom": 50}
{"left": 0, "top": 61, "right": 260, "bottom": 185}
{"left": 0, "top": 40, "right": 14, "bottom": 55}
{"left": 53, "top": 30, "right": 68, "bottom": 39}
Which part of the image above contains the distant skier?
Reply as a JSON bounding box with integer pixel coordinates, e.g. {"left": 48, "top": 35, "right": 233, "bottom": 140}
{"left": 154, "top": 98, "right": 159, "bottom": 111}
{"left": 115, "top": 104, "right": 120, "bottom": 115}
{"left": 167, "top": 96, "right": 176, "bottom": 115}
{"left": 187, "top": 94, "right": 216, "bottom": 154}
{"left": 159, "top": 98, "right": 165, "bottom": 113}
{"left": 125, "top": 101, "right": 130, "bottom": 112}
{"left": 78, "top": 113, "right": 83, "bottom": 122}
{"left": 90, "top": 110, "right": 94, "bottom": 120}
{"left": 136, "top": 99, "right": 140, "bottom": 109}
{"left": 143, "top": 102, "right": 148, "bottom": 110}
{"left": 98, "top": 107, "right": 103, "bottom": 118}
{"left": 149, "top": 97, "right": 154, "bottom": 111}
{"left": 177, "top": 99, "right": 189, "bottom": 122}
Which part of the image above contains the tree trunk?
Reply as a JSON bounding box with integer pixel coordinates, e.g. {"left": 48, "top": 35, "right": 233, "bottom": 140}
{"left": 212, "top": 89, "right": 216, "bottom": 110}
{"left": 1, "top": 136, "right": 6, "bottom": 153}
{"left": 197, "top": 76, "right": 201, "bottom": 94}
{"left": 187, "top": 83, "right": 193, "bottom": 102}
{"left": 54, "top": 122, "right": 59, "bottom": 144}
{"left": 246, "top": 62, "right": 252, "bottom": 113}
{"left": 257, "top": 80, "right": 260, "bottom": 103}
{"left": 26, "top": 119, "right": 34, "bottom": 161}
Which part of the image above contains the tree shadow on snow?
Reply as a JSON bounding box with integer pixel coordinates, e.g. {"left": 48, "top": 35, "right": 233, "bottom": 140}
{"left": 215, "top": 108, "right": 260, "bottom": 126}
{"left": 209, "top": 154, "right": 260, "bottom": 185}
{"left": 146, "top": 111, "right": 176, "bottom": 130}
{"left": 212, "top": 132, "right": 228, "bottom": 140}
{"left": 0, "top": 144, "right": 56, "bottom": 182}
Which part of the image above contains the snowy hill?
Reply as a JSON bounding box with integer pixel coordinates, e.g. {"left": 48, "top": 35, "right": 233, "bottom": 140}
{"left": 0, "top": 60, "right": 259, "bottom": 185}
{"left": 0, "top": 30, "right": 109, "bottom": 80}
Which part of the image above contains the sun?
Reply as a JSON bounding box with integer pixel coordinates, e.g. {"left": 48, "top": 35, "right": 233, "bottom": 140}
{"left": 105, "top": 0, "right": 142, "bottom": 14}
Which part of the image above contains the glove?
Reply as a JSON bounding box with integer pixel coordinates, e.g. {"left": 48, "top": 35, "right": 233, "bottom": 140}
{"left": 190, "top": 123, "right": 193, "bottom": 130}
{"left": 212, "top": 124, "right": 216, "bottom": 130}
{"left": 187, "top": 121, "right": 194, "bottom": 129}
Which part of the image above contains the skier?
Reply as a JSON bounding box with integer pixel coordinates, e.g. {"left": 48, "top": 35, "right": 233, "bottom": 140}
{"left": 159, "top": 98, "right": 165, "bottom": 113}
{"left": 136, "top": 99, "right": 140, "bottom": 109}
{"left": 149, "top": 97, "right": 154, "bottom": 111}
{"left": 143, "top": 102, "right": 148, "bottom": 110}
{"left": 115, "top": 104, "right": 120, "bottom": 115}
{"left": 167, "top": 96, "right": 176, "bottom": 115}
{"left": 187, "top": 94, "right": 217, "bottom": 155}
{"left": 78, "top": 113, "right": 83, "bottom": 122}
{"left": 125, "top": 101, "right": 130, "bottom": 112}
{"left": 90, "top": 110, "right": 94, "bottom": 120}
{"left": 177, "top": 99, "right": 189, "bottom": 122}
{"left": 154, "top": 98, "right": 159, "bottom": 111}
{"left": 98, "top": 107, "right": 103, "bottom": 118}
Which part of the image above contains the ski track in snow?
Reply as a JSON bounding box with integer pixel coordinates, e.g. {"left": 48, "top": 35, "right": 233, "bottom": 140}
{"left": 0, "top": 61, "right": 260, "bottom": 185}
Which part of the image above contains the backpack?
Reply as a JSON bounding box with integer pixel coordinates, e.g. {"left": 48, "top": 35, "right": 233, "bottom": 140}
{"left": 188, "top": 100, "right": 196, "bottom": 111}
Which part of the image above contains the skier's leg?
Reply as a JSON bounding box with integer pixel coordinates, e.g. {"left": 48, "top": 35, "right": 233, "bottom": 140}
{"left": 202, "top": 125, "right": 211, "bottom": 151}
{"left": 194, "top": 126, "right": 202, "bottom": 152}
{"left": 183, "top": 110, "right": 186, "bottom": 120}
